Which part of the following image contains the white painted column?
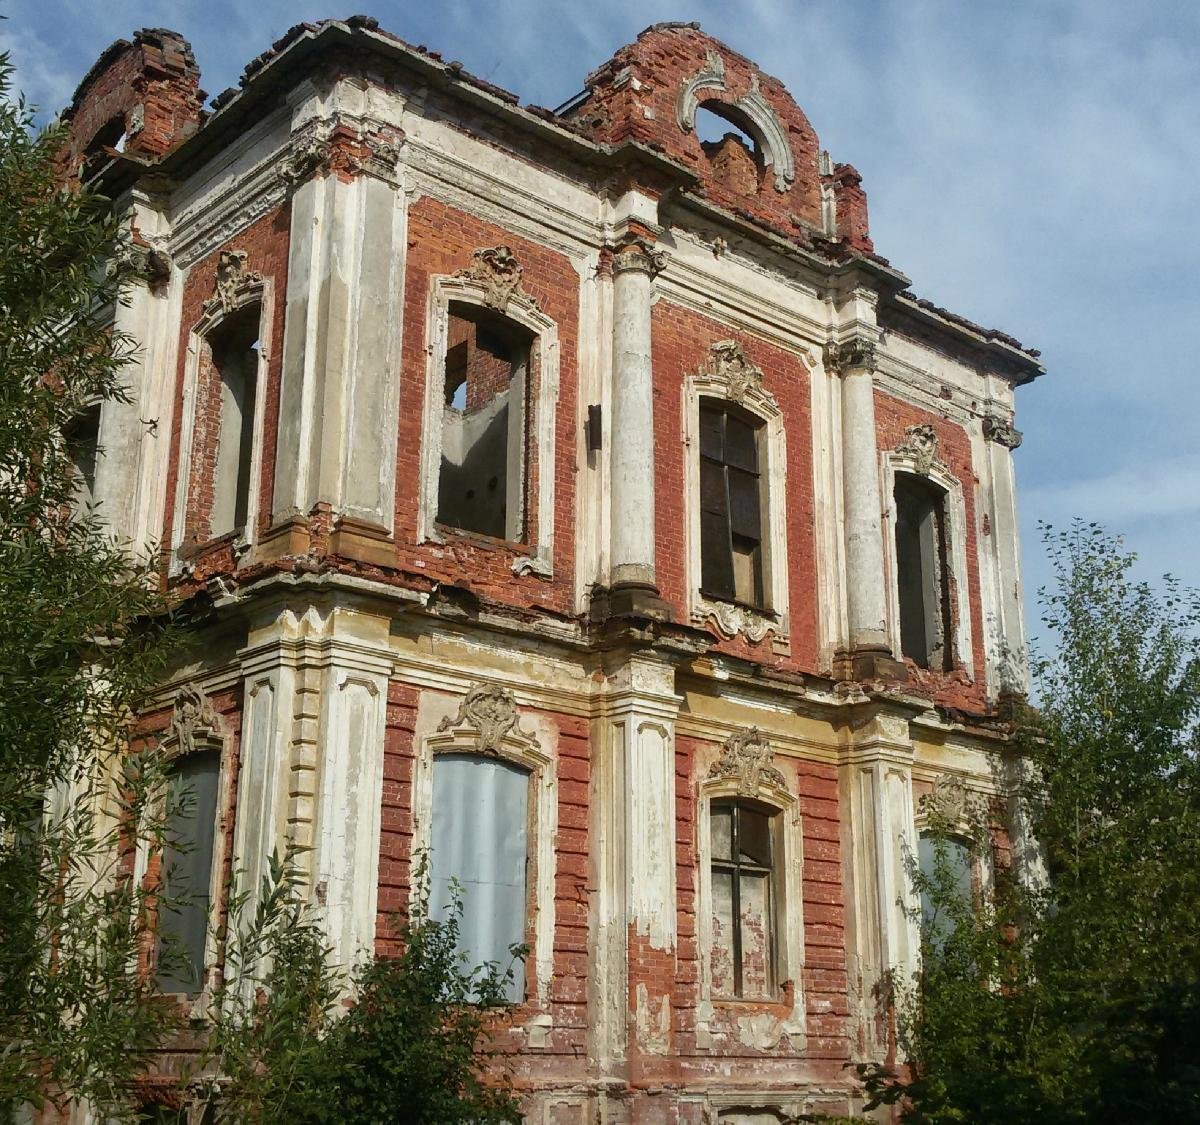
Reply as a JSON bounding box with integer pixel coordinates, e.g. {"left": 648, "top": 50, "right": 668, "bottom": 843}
{"left": 609, "top": 242, "right": 662, "bottom": 595}
{"left": 832, "top": 338, "right": 891, "bottom": 656}
{"left": 839, "top": 707, "right": 918, "bottom": 1057}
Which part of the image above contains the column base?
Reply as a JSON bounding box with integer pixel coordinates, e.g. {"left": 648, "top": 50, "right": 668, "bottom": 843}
{"left": 590, "top": 582, "right": 674, "bottom": 623}
{"left": 835, "top": 645, "right": 909, "bottom": 684}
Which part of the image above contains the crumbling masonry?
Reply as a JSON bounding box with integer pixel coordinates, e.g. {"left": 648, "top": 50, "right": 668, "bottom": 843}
{"left": 59, "top": 17, "right": 1042, "bottom": 1123}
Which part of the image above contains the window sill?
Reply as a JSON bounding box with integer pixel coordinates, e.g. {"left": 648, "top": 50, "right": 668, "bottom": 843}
{"left": 692, "top": 592, "right": 780, "bottom": 645}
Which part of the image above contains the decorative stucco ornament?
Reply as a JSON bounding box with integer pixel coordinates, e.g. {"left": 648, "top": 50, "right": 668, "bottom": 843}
{"left": 280, "top": 127, "right": 333, "bottom": 186}
{"left": 704, "top": 600, "right": 774, "bottom": 644}
{"left": 823, "top": 336, "right": 877, "bottom": 375}
{"left": 455, "top": 245, "right": 532, "bottom": 311}
{"left": 895, "top": 423, "right": 945, "bottom": 476}
{"left": 168, "top": 683, "right": 227, "bottom": 758}
{"left": 920, "top": 772, "right": 982, "bottom": 826}
{"left": 702, "top": 339, "right": 764, "bottom": 405}
{"left": 982, "top": 413, "right": 1023, "bottom": 450}
{"left": 708, "top": 727, "right": 788, "bottom": 795}
{"left": 438, "top": 682, "right": 521, "bottom": 753}
{"left": 204, "top": 249, "right": 263, "bottom": 316}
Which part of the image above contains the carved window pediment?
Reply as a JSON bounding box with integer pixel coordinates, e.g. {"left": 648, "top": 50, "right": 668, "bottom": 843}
{"left": 453, "top": 245, "right": 537, "bottom": 313}
{"left": 707, "top": 727, "right": 789, "bottom": 798}
{"left": 202, "top": 249, "right": 264, "bottom": 319}
{"left": 167, "top": 683, "right": 228, "bottom": 757}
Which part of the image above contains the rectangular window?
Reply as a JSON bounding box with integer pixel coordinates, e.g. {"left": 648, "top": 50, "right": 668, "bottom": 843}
{"left": 699, "top": 401, "right": 765, "bottom": 607}
{"left": 65, "top": 403, "right": 102, "bottom": 510}
{"left": 428, "top": 753, "right": 529, "bottom": 1002}
{"left": 894, "top": 473, "right": 953, "bottom": 670}
{"left": 209, "top": 304, "right": 260, "bottom": 538}
{"left": 918, "top": 832, "right": 974, "bottom": 952}
{"left": 156, "top": 750, "right": 220, "bottom": 995}
{"left": 710, "top": 800, "right": 775, "bottom": 999}
{"left": 437, "top": 305, "right": 531, "bottom": 542}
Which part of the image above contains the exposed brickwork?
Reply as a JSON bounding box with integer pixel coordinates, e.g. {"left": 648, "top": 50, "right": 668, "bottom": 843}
{"left": 875, "top": 392, "right": 989, "bottom": 713}
{"left": 59, "top": 29, "right": 203, "bottom": 181}
{"left": 394, "top": 198, "right": 578, "bottom": 614}
{"left": 651, "top": 300, "right": 821, "bottom": 672}
{"left": 161, "top": 206, "right": 290, "bottom": 566}
{"left": 566, "top": 23, "right": 873, "bottom": 253}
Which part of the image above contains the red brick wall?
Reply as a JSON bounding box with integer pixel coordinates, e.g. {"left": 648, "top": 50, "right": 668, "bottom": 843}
{"left": 875, "top": 392, "right": 988, "bottom": 713}
{"left": 395, "top": 198, "right": 579, "bottom": 613}
{"left": 567, "top": 24, "right": 872, "bottom": 253}
{"left": 161, "top": 206, "right": 291, "bottom": 562}
{"left": 651, "top": 300, "right": 821, "bottom": 673}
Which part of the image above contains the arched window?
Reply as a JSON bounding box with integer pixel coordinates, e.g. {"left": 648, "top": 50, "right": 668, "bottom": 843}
{"left": 436, "top": 304, "right": 533, "bottom": 542}
{"left": 917, "top": 831, "right": 975, "bottom": 952}
{"left": 156, "top": 749, "right": 221, "bottom": 996}
{"left": 208, "top": 304, "right": 261, "bottom": 539}
{"left": 428, "top": 753, "right": 530, "bottom": 1002}
{"left": 893, "top": 472, "right": 953, "bottom": 670}
{"left": 710, "top": 798, "right": 777, "bottom": 998}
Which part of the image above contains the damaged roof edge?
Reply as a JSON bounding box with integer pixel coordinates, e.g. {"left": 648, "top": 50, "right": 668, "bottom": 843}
{"left": 91, "top": 16, "right": 1045, "bottom": 379}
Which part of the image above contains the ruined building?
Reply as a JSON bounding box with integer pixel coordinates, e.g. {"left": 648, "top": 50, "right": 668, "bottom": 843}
{"left": 62, "top": 18, "right": 1041, "bottom": 1122}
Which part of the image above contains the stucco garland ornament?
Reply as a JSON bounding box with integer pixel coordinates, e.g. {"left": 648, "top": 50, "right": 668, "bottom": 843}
{"left": 703, "top": 339, "right": 764, "bottom": 405}
{"left": 455, "top": 245, "right": 532, "bottom": 312}
{"left": 704, "top": 601, "right": 774, "bottom": 644}
{"left": 708, "top": 727, "right": 787, "bottom": 795}
{"left": 895, "top": 423, "right": 945, "bottom": 476}
{"left": 204, "top": 249, "right": 263, "bottom": 316}
{"left": 168, "top": 683, "right": 227, "bottom": 758}
{"left": 438, "top": 683, "right": 522, "bottom": 753}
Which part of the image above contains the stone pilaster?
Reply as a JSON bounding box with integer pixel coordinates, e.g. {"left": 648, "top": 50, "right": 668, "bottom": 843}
{"left": 839, "top": 704, "right": 919, "bottom": 1058}
{"left": 590, "top": 651, "right": 681, "bottom": 1088}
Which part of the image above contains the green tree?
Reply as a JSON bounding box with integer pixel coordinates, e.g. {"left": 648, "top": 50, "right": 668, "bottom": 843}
{"left": 207, "top": 855, "right": 524, "bottom": 1124}
{"left": 0, "top": 52, "right": 180, "bottom": 1120}
{"left": 863, "top": 521, "right": 1200, "bottom": 1122}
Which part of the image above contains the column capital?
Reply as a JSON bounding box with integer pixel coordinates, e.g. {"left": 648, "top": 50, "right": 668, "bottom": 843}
{"left": 983, "top": 412, "right": 1023, "bottom": 450}
{"left": 611, "top": 236, "right": 668, "bottom": 278}
{"left": 824, "top": 334, "right": 879, "bottom": 376}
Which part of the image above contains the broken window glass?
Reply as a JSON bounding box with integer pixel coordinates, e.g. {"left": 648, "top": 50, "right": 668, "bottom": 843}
{"left": 894, "top": 472, "right": 953, "bottom": 670}
{"left": 710, "top": 799, "right": 775, "bottom": 999}
{"left": 699, "top": 400, "right": 765, "bottom": 607}
{"left": 208, "top": 303, "right": 260, "bottom": 538}
{"left": 437, "top": 304, "right": 532, "bottom": 542}
{"left": 428, "top": 752, "right": 529, "bottom": 1003}
{"left": 156, "top": 749, "right": 220, "bottom": 995}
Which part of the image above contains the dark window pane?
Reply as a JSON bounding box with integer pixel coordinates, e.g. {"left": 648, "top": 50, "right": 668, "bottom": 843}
{"left": 700, "top": 510, "right": 734, "bottom": 599}
{"left": 699, "top": 402, "right": 724, "bottom": 460}
{"left": 157, "top": 750, "right": 220, "bottom": 995}
{"left": 699, "top": 457, "right": 728, "bottom": 517}
{"left": 723, "top": 412, "right": 758, "bottom": 472}
{"left": 738, "top": 806, "right": 772, "bottom": 867}
{"left": 727, "top": 468, "right": 760, "bottom": 541}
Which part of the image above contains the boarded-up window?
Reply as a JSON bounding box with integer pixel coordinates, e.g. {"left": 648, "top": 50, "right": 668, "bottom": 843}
{"left": 699, "top": 400, "right": 766, "bottom": 607}
{"left": 918, "top": 831, "right": 974, "bottom": 952}
{"left": 711, "top": 800, "right": 775, "bottom": 998}
{"left": 429, "top": 753, "right": 529, "bottom": 1002}
{"left": 209, "top": 304, "right": 260, "bottom": 538}
{"left": 437, "top": 305, "right": 532, "bottom": 542}
{"left": 156, "top": 750, "right": 220, "bottom": 995}
{"left": 894, "top": 472, "right": 953, "bottom": 670}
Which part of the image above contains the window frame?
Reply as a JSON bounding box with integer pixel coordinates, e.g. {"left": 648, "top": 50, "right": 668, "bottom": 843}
{"left": 418, "top": 272, "right": 560, "bottom": 578}
{"left": 409, "top": 685, "right": 557, "bottom": 1010}
{"left": 134, "top": 684, "right": 234, "bottom": 1008}
{"left": 695, "top": 729, "right": 805, "bottom": 1048}
{"left": 683, "top": 341, "right": 790, "bottom": 649}
{"left": 170, "top": 264, "right": 273, "bottom": 570}
{"left": 881, "top": 442, "right": 974, "bottom": 677}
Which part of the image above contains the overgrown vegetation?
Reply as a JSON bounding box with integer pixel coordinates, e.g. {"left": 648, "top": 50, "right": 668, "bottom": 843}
{"left": 863, "top": 522, "right": 1200, "bottom": 1122}
{"left": 0, "top": 51, "right": 180, "bottom": 1121}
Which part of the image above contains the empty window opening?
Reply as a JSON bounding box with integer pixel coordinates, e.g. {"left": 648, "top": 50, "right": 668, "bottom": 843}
{"left": 894, "top": 473, "right": 954, "bottom": 671}
{"left": 700, "top": 399, "right": 766, "bottom": 608}
{"left": 437, "top": 304, "right": 532, "bottom": 542}
{"left": 428, "top": 753, "right": 529, "bottom": 1003}
{"left": 156, "top": 749, "right": 220, "bottom": 996}
{"left": 918, "top": 831, "right": 974, "bottom": 953}
{"left": 64, "top": 403, "right": 102, "bottom": 509}
{"left": 208, "top": 304, "right": 260, "bottom": 538}
{"left": 711, "top": 799, "right": 776, "bottom": 999}
{"left": 82, "top": 114, "right": 127, "bottom": 176}
{"left": 695, "top": 102, "right": 763, "bottom": 195}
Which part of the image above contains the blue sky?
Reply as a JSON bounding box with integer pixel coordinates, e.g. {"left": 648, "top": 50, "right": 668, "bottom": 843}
{"left": 5, "top": 1, "right": 1199, "bottom": 642}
